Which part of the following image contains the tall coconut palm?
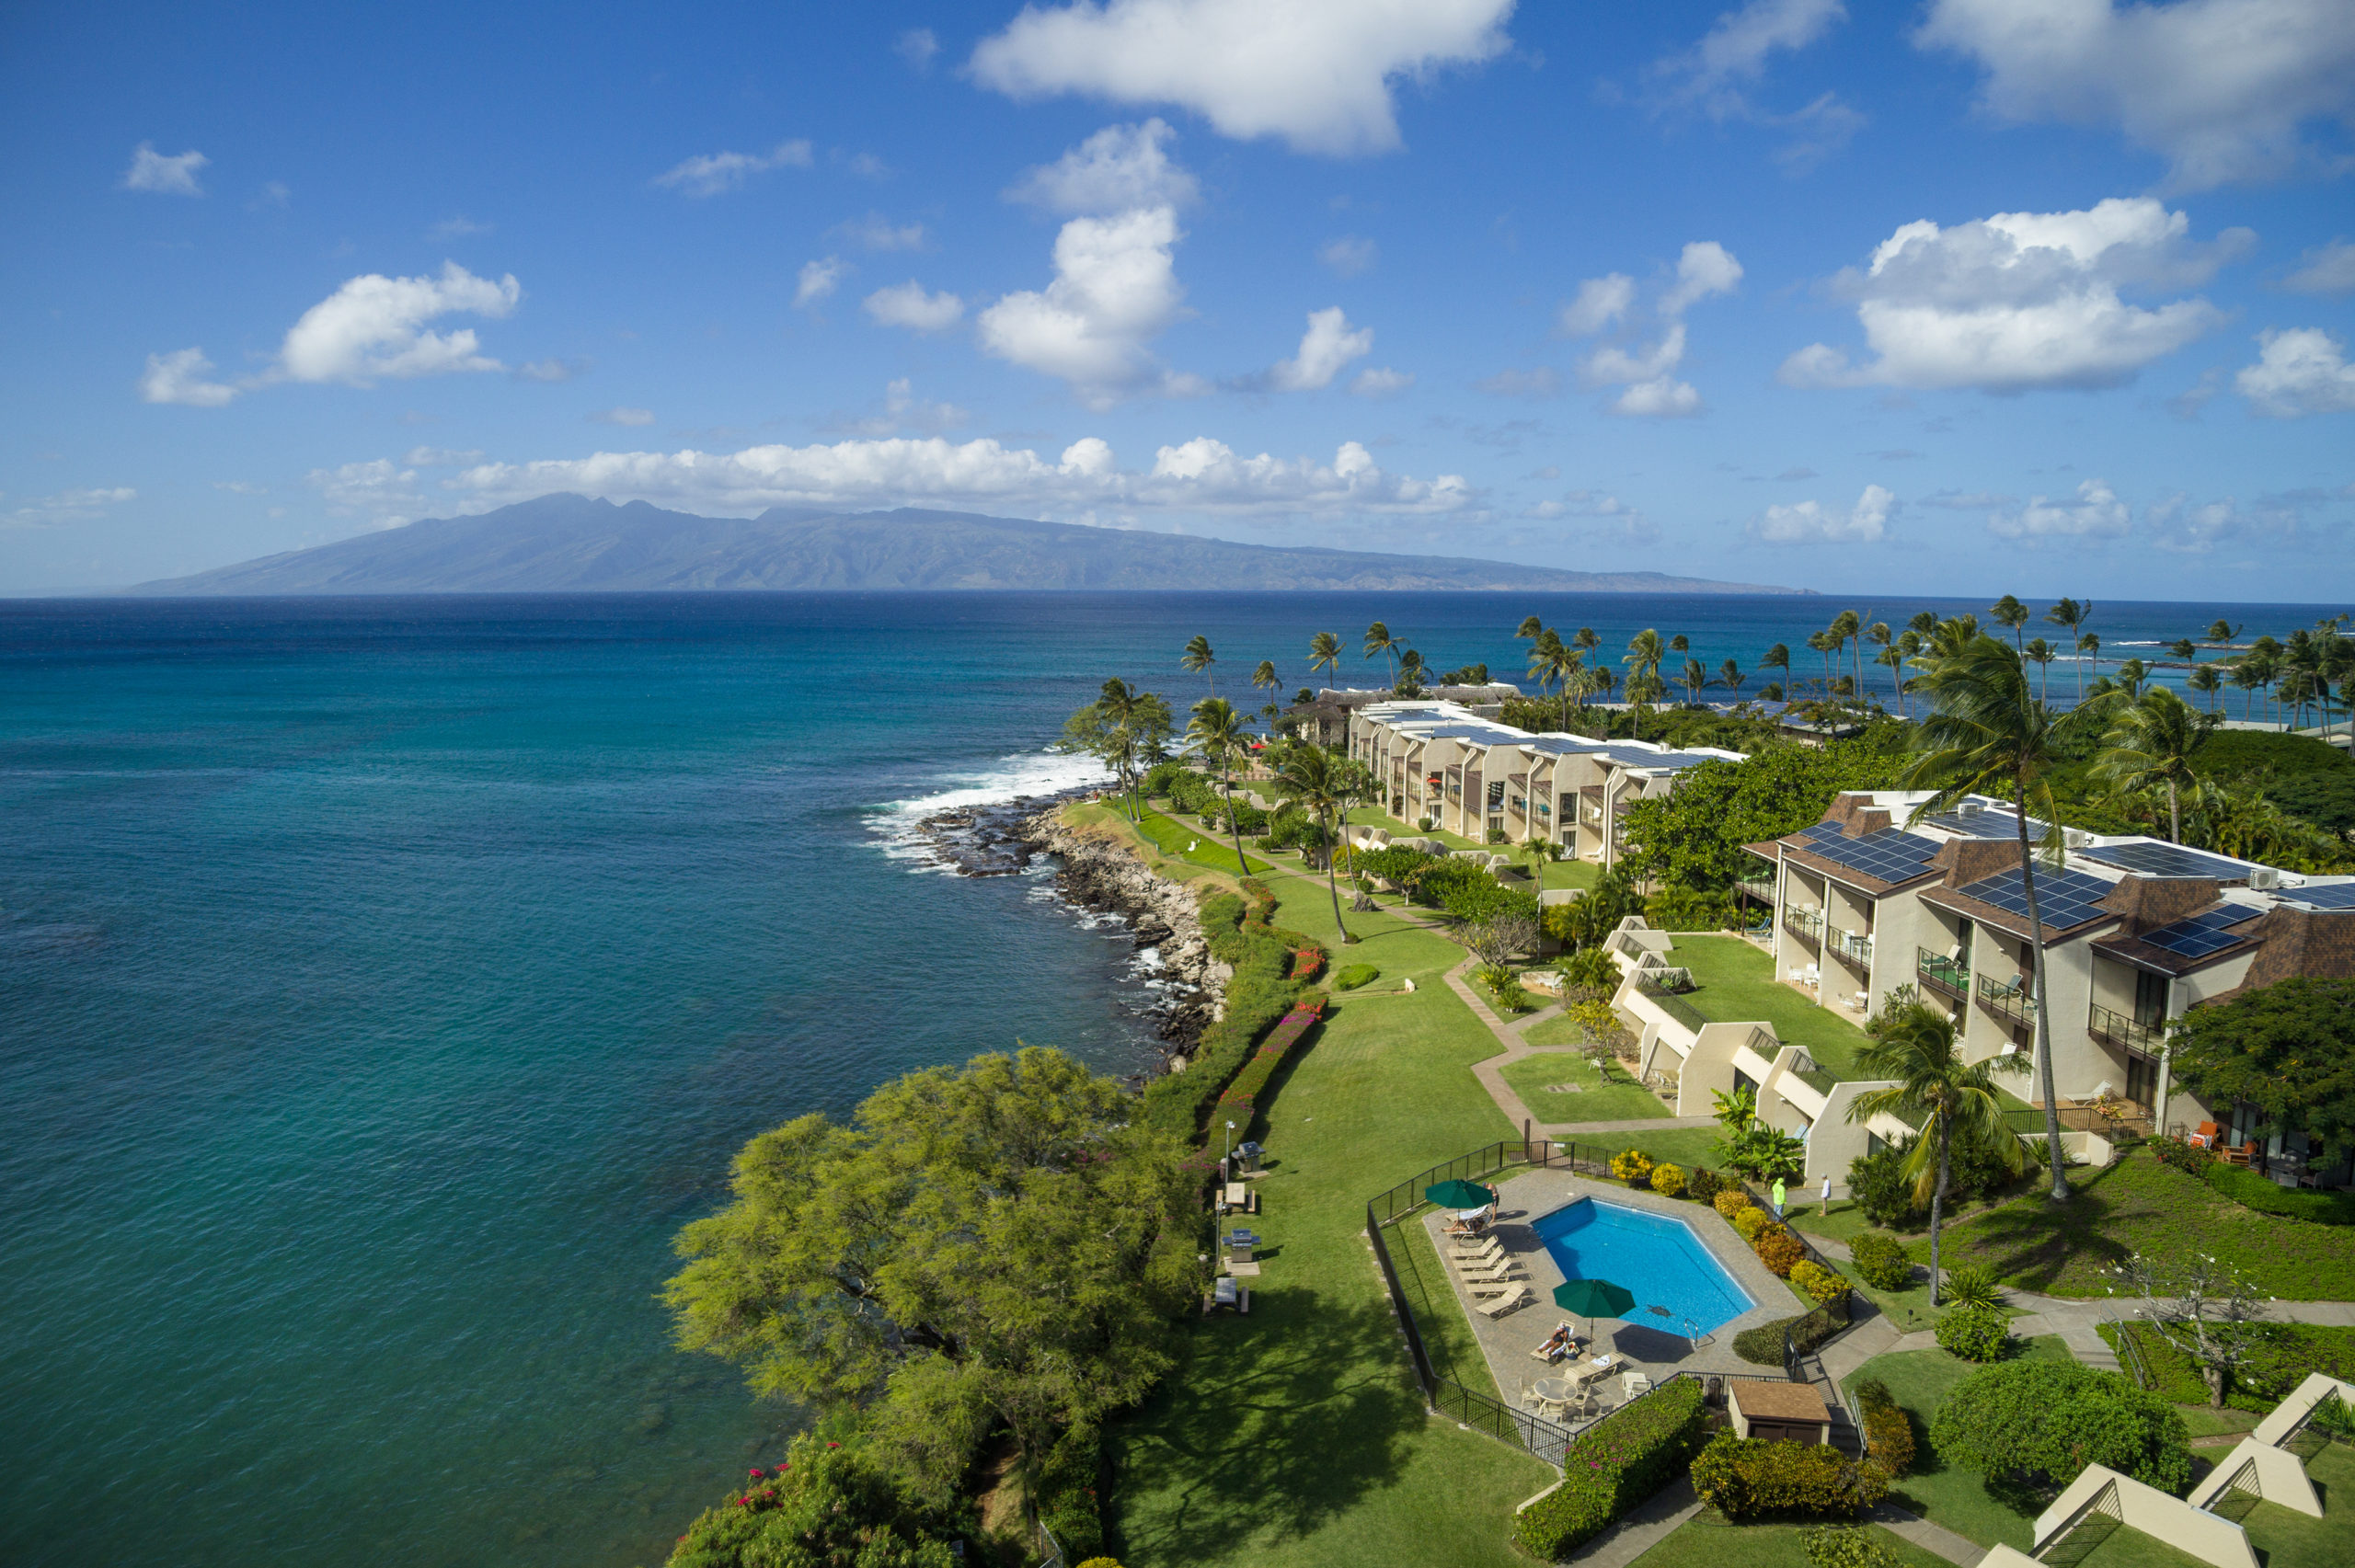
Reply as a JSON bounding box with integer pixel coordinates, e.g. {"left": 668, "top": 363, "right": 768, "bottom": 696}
{"left": 1760, "top": 642, "right": 1791, "bottom": 692}
{"left": 1187, "top": 696, "right": 1256, "bottom": 876}
{"left": 1180, "top": 635, "right": 1217, "bottom": 695}
{"left": 1719, "top": 658, "right": 1745, "bottom": 704}
{"left": 1758, "top": 681, "right": 1785, "bottom": 704}
{"left": 1806, "top": 630, "right": 1838, "bottom": 693}
{"left": 1531, "top": 629, "right": 1581, "bottom": 730}
{"left": 1990, "top": 595, "right": 2030, "bottom": 650}
{"left": 1830, "top": 609, "right": 1864, "bottom": 697}
{"left": 1669, "top": 632, "right": 1691, "bottom": 658}
{"left": 2230, "top": 658, "right": 2263, "bottom": 720}
{"left": 1901, "top": 635, "right": 2076, "bottom": 1202}
{"left": 2045, "top": 598, "right": 2092, "bottom": 703}
{"left": 1516, "top": 614, "right": 1545, "bottom": 642}
{"left": 2205, "top": 619, "right": 2242, "bottom": 653}
{"left": 1624, "top": 629, "right": 1666, "bottom": 734}
{"left": 2188, "top": 663, "right": 2223, "bottom": 713}
{"left": 1680, "top": 657, "right": 1710, "bottom": 707}
{"left": 1251, "top": 659, "right": 1280, "bottom": 705}
{"left": 2094, "top": 687, "right": 2211, "bottom": 843}
{"left": 1846, "top": 1002, "right": 2029, "bottom": 1304}
{"left": 2023, "top": 637, "right": 2058, "bottom": 704}
{"left": 1089, "top": 678, "right": 1146, "bottom": 821}
{"left": 1866, "top": 621, "right": 1894, "bottom": 703}
{"left": 1877, "top": 645, "right": 1907, "bottom": 715}
{"left": 1571, "top": 627, "right": 1602, "bottom": 680}
{"left": 1363, "top": 622, "right": 1400, "bottom": 689}
{"left": 2075, "top": 632, "right": 2101, "bottom": 705}
{"left": 1307, "top": 631, "right": 1342, "bottom": 688}
{"left": 1267, "top": 738, "right": 1370, "bottom": 945}
{"left": 2112, "top": 657, "right": 2150, "bottom": 700}
{"left": 1908, "top": 610, "right": 1940, "bottom": 641}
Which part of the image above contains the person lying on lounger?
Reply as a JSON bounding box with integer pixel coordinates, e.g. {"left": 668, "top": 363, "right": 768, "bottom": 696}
{"left": 1534, "top": 1322, "right": 1578, "bottom": 1361}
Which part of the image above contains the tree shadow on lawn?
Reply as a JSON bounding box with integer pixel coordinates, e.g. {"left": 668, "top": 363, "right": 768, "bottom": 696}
{"left": 1109, "top": 1288, "right": 1429, "bottom": 1563}
{"left": 1937, "top": 1179, "right": 2133, "bottom": 1292}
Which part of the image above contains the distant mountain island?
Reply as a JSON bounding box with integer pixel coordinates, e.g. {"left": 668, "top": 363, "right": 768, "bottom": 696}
{"left": 132, "top": 494, "right": 1813, "bottom": 596}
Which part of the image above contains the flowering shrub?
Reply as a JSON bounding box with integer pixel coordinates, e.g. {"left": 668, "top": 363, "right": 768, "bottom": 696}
{"left": 1715, "top": 1188, "right": 1754, "bottom": 1220}
{"left": 1291, "top": 946, "right": 1325, "bottom": 981}
{"left": 1690, "top": 1432, "right": 1888, "bottom": 1520}
{"left": 1732, "top": 1206, "right": 1774, "bottom": 1242}
{"left": 1791, "top": 1260, "right": 1851, "bottom": 1305}
{"left": 665, "top": 1435, "right": 958, "bottom": 1568}
{"left": 1754, "top": 1225, "right": 1807, "bottom": 1277}
{"left": 1512, "top": 1378, "right": 1709, "bottom": 1558}
{"left": 1139, "top": 878, "right": 1318, "bottom": 1140}
{"left": 1610, "top": 1148, "right": 1655, "bottom": 1184}
{"left": 1649, "top": 1162, "right": 1686, "bottom": 1198}
{"left": 1217, "top": 999, "right": 1325, "bottom": 1123}
{"left": 1936, "top": 1305, "right": 2016, "bottom": 1364}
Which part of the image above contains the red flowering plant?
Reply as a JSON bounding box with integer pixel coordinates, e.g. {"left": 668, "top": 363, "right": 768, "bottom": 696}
{"left": 665, "top": 1434, "right": 959, "bottom": 1568}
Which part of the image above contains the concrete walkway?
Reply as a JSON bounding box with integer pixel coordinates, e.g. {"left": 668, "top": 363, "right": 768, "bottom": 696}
{"left": 1565, "top": 1476, "right": 1703, "bottom": 1565}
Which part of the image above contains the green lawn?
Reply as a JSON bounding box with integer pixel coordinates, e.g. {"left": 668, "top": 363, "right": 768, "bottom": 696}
{"left": 1924, "top": 1153, "right": 2355, "bottom": 1299}
{"left": 1344, "top": 805, "right": 1483, "bottom": 853}
{"left": 2048, "top": 1521, "right": 2213, "bottom": 1568}
{"left": 1499, "top": 1050, "right": 1669, "bottom": 1124}
{"left": 1132, "top": 807, "right": 1271, "bottom": 875}
{"left": 1578, "top": 1127, "right": 1725, "bottom": 1171}
{"left": 1839, "top": 1337, "right": 2078, "bottom": 1551}
{"left": 1629, "top": 1516, "right": 1953, "bottom": 1568}
{"left": 1522, "top": 1013, "right": 1587, "bottom": 1048}
{"left": 1670, "top": 935, "right": 1876, "bottom": 1080}
{"left": 2206, "top": 1439, "right": 2353, "bottom": 1568}
{"left": 1109, "top": 876, "right": 1554, "bottom": 1568}
{"left": 1542, "top": 858, "right": 1600, "bottom": 892}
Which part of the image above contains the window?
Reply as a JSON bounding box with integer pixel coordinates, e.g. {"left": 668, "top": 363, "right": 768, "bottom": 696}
{"left": 1487, "top": 781, "right": 1505, "bottom": 808}
{"left": 2134, "top": 969, "right": 2168, "bottom": 1029}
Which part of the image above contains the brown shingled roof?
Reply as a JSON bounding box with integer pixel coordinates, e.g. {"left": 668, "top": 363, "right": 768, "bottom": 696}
{"left": 1729, "top": 1380, "right": 1831, "bottom": 1424}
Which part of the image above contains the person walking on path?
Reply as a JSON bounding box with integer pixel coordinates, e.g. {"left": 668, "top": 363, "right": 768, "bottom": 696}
{"left": 1820, "top": 1174, "right": 1832, "bottom": 1216}
{"left": 1772, "top": 1177, "right": 1787, "bottom": 1219}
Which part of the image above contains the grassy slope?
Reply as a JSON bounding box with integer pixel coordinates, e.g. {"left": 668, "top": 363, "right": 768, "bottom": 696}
{"left": 2215, "top": 1439, "right": 2353, "bottom": 1568}
{"left": 1542, "top": 859, "right": 1601, "bottom": 892}
{"left": 2062, "top": 1524, "right": 2215, "bottom": 1568}
{"left": 1499, "top": 1052, "right": 1668, "bottom": 1123}
{"left": 1839, "top": 1337, "right": 2078, "bottom": 1551}
{"left": 1925, "top": 1154, "right": 2355, "bottom": 1299}
{"left": 1671, "top": 934, "right": 1875, "bottom": 1080}
{"left": 1132, "top": 807, "right": 1271, "bottom": 876}
{"left": 1343, "top": 805, "right": 1482, "bottom": 853}
{"left": 1109, "top": 876, "right": 1552, "bottom": 1568}
{"left": 1630, "top": 1516, "right": 1955, "bottom": 1568}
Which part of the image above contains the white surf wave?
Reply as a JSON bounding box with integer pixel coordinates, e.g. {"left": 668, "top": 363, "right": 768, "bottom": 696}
{"left": 866, "top": 748, "right": 1114, "bottom": 864}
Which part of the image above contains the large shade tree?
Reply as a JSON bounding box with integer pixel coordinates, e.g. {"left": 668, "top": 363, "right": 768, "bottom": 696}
{"left": 664, "top": 1048, "right": 1198, "bottom": 1504}
{"left": 2169, "top": 979, "right": 2355, "bottom": 1161}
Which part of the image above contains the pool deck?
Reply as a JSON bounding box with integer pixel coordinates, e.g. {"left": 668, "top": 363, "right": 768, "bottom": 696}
{"left": 1419, "top": 1168, "right": 1805, "bottom": 1419}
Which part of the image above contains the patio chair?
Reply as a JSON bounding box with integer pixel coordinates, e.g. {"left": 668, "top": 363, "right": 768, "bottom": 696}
{"left": 1476, "top": 1285, "right": 1534, "bottom": 1318}
{"left": 1620, "top": 1371, "right": 1653, "bottom": 1400}
{"left": 1450, "top": 1233, "right": 1504, "bottom": 1256}
{"left": 1452, "top": 1244, "right": 1507, "bottom": 1268}
{"left": 2188, "top": 1121, "right": 2221, "bottom": 1149}
{"left": 1459, "top": 1260, "right": 1526, "bottom": 1285}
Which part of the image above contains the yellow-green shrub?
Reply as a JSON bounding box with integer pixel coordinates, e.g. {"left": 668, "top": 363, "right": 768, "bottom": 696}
{"left": 1650, "top": 1162, "right": 1686, "bottom": 1197}
{"left": 1610, "top": 1148, "right": 1654, "bottom": 1183}
{"left": 1732, "top": 1205, "right": 1774, "bottom": 1242}
{"left": 1715, "top": 1188, "right": 1754, "bottom": 1219}
{"left": 1791, "top": 1259, "right": 1850, "bottom": 1304}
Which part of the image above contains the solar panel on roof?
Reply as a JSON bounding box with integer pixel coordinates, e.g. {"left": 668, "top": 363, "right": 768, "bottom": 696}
{"left": 2077, "top": 841, "right": 2253, "bottom": 880}
{"left": 2284, "top": 881, "right": 2355, "bottom": 910}
{"left": 1796, "top": 823, "right": 1943, "bottom": 885}
{"left": 1918, "top": 807, "right": 2051, "bottom": 841}
{"left": 2138, "top": 904, "right": 2262, "bottom": 959}
{"left": 1951, "top": 864, "right": 2119, "bottom": 932}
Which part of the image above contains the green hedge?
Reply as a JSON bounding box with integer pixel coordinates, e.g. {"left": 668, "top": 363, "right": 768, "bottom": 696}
{"left": 1846, "top": 1231, "right": 1913, "bottom": 1291}
{"left": 1936, "top": 1306, "right": 2016, "bottom": 1364}
{"left": 1135, "top": 879, "right": 1314, "bottom": 1142}
{"left": 2205, "top": 1162, "right": 2355, "bottom": 1226}
{"left": 1733, "top": 1302, "right": 1847, "bottom": 1368}
{"left": 1513, "top": 1378, "right": 1709, "bottom": 1559}
{"left": 1851, "top": 1379, "right": 1914, "bottom": 1476}
{"left": 1334, "top": 963, "right": 1379, "bottom": 990}
{"left": 1690, "top": 1431, "right": 1889, "bottom": 1521}
{"left": 1216, "top": 999, "right": 1324, "bottom": 1125}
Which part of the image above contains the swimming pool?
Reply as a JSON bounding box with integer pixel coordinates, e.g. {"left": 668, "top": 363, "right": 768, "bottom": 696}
{"left": 1532, "top": 1198, "right": 1756, "bottom": 1335}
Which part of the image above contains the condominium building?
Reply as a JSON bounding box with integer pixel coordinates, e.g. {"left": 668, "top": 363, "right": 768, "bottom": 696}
{"left": 1345, "top": 699, "right": 1741, "bottom": 864}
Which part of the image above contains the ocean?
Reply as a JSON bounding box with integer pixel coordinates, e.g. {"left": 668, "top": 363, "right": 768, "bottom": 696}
{"left": 0, "top": 589, "right": 2340, "bottom": 1568}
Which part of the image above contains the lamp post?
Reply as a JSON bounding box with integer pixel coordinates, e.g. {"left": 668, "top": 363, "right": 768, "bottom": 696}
{"left": 1224, "top": 1119, "right": 1236, "bottom": 1178}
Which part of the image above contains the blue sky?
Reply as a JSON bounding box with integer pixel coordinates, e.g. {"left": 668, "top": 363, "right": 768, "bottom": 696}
{"left": 4, "top": 0, "right": 2352, "bottom": 595}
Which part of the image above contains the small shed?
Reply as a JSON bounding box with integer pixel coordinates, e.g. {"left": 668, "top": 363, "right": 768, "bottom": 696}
{"left": 1728, "top": 1380, "right": 1832, "bottom": 1445}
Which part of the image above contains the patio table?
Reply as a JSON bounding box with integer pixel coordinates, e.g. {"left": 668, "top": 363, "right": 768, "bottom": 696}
{"left": 1531, "top": 1376, "right": 1572, "bottom": 1405}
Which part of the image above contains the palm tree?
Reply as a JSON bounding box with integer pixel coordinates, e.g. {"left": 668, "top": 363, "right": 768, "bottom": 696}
{"left": 1267, "top": 738, "right": 1369, "bottom": 945}
{"left": 1516, "top": 614, "right": 1545, "bottom": 643}
{"left": 1681, "top": 657, "right": 1710, "bottom": 707}
{"left": 2206, "top": 619, "right": 2242, "bottom": 654}
{"left": 2075, "top": 633, "right": 2101, "bottom": 704}
{"left": 2045, "top": 598, "right": 2092, "bottom": 704}
{"left": 1531, "top": 629, "right": 1580, "bottom": 730}
{"left": 1760, "top": 642, "right": 1791, "bottom": 694}
{"left": 1866, "top": 622, "right": 1894, "bottom": 704}
{"left": 1877, "top": 645, "right": 1906, "bottom": 714}
{"left": 2023, "top": 638, "right": 2058, "bottom": 704}
{"left": 1901, "top": 635, "right": 2076, "bottom": 1202}
{"left": 2188, "top": 663, "right": 2223, "bottom": 714}
{"left": 2112, "top": 658, "right": 2150, "bottom": 700}
{"left": 1587, "top": 664, "right": 1618, "bottom": 704}
{"left": 1181, "top": 635, "right": 1218, "bottom": 696}
{"left": 1363, "top": 622, "right": 1399, "bottom": 690}
{"left": 2230, "top": 658, "right": 2263, "bottom": 720}
{"left": 1669, "top": 632, "right": 1691, "bottom": 658}
{"left": 1830, "top": 609, "right": 1864, "bottom": 698}
{"left": 1251, "top": 658, "right": 1280, "bottom": 705}
{"left": 2166, "top": 637, "right": 2197, "bottom": 664}
{"left": 1990, "top": 595, "right": 2030, "bottom": 650}
{"left": 1089, "top": 678, "right": 1146, "bottom": 821}
{"left": 1307, "top": 631, "right": 1342, "bottom": 689}
{"left": 1624, "top": 629, "right": 1666, "bottom": 735}
{"left": 2093, "top": 687, "right": 2211, "bottom": 844}
{"left": 1908, "top": 610, "right": 1940, "bottom": 641}
{"left": 1719, "top": 658, "right": 1745, "bottom": 704}
{"left": 1758, "top": 681, "right": 1785, "bottom": 704}
{"left": 1187, "top": 696, "right": 1256, "bottom": 875}
{"left": 1571, "top": 627, "right": 1602, "bottom": 682}
{"left": 1846, "top": 1002, "right": 2029, "bottom": 1305}
{"left": 1806, "top": 630, "right": 1838, "bottom": 693}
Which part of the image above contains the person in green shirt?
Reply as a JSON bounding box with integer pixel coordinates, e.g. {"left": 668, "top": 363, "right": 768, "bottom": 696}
{"left": 1771, "top": 1177, "right": 1786, "bottom": 1219}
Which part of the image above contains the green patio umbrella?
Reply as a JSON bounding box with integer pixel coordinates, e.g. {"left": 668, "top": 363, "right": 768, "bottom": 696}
{"left": 1424, "top": 1179, "right": 1497, "bottom": 1210}
{"left": 1552, "top": 1277, "right": 1637, "bottom": 1341}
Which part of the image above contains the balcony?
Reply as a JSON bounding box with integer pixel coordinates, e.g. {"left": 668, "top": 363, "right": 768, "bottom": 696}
{"left": 1736, "top": 871, "right": 1775, "bottom": 902}
{"left": 1781, "top": 906, "right": 1824, "bottom": 944}
{"left": 2089, "top": 1002, "right": 2165, "bottom": 1057}
{"left": 1636, "top": 971, "right": 1709, "bottom": 1035}
{"left": 1916, "top": 948, "right": 1969, "bottom": 1001}
{"left": 1829, "top": 929, "right": 1873, "bottom": 969}
{"left": 1976, "top": 972, "right": 2039, "bottom": 1031}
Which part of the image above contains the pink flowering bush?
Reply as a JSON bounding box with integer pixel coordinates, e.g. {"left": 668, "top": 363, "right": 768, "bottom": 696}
{"left": 665, "top": 1434, "right": 959, "bottom": 1568}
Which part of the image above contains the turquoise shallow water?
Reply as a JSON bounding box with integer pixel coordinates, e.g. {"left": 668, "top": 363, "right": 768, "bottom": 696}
{"left": 0, "top": 589, "right": 2333, "bottom": 1567}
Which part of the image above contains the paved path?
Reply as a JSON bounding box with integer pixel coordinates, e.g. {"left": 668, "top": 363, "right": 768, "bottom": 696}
{"left": 1869, "top": 1504, "right": 1987, "bottom": 1566}
{"left": 1565, "top": 1476, "right": 1703, "bottom": 1566}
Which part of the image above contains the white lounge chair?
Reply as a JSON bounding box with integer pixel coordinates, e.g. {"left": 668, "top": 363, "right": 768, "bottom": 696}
{"left": 1464, "top": 1276, "right": 1519, "bottom": 1298}
{"left": 1477, "top": 1285, "right": 1534, "bottom": 1317}
{"left": 1450, "top": 1238, "right": 1505, "bottom": 1261}
{"left": 1459, "top": 1261, "right": 1525, "bottom": 1284}
{"left": 1621, "top": 1371, "right": 1653, "bottom": 1399}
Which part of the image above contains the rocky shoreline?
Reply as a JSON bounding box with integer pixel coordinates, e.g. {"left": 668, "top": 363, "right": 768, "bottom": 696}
{"left": 908, "top": 790, "right": 1222, "bottom": 1072}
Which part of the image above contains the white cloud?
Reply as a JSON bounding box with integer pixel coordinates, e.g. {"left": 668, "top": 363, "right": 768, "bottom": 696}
{"left": 308, "top": 459, "right": 425, "bottom": 528}
{"left": 403, "top": 445, "right": 485, "bottom": 465}
{"left": 1350, "top": 366, "right": 1414, "bottom": 396}
{"left": 249, "top": 180, "right": 291, "bottom": 211}
{"left": 449, "top": 435, "right": 1471, "bottom": 517}
{"left": 431, "top": 215, "right": 492, "bottom": 239}
{"left": 1319, "top": 235, "right": 1378, "bottom": 277}
{"left": 2284, "top": 239, "right": 2355, "bottom": 295}
{"left": 1987, "top": 478, "right": 2131, "bottom": 540}
{"left": 864, "top": 281, "right": 966, "bottom": 332}
{"left": 1665, "top": 0, "right": 1847, "bottom": 99}
{"left": 2142, "top": 493, "right": 2287, "bottom": 553}
{"left": 1007, "top": 120, "right": 1199, "bottom": 214}
{"left": 1918, "top": 0, "right": 2355, "bottom": 189}
{"left": 797, "top": 257, "right": 849, "bottom": 306}
{"left": 1749, "top": 482, "right": 1895, "bottom": 544}
{"left": 1612, "top": 376, "right": 1704, "bottom": 418}
{"left": 122, "top": 143, "right": 208, "bottom": 196}
{"left": 2235, "top": 326, "right": 2355, "bottom": 417}
{"left": 213, "top": 480, "right": 269, "bottom": 495}
{"left": 1525, "top": 490, "right": 1658, "bottom": 542}
{"left": 1660, "top": 241, "right": 1744, "bottom": 315}
{"left": 896, "top": 28, "right": 940, "bottom": 69}
{"left": 588, "top": 408, "right": 656, "bottom": 427}
{"left": 6, "top": 486, "right": 137, "bottom": 527}
{"left": 653, "top": 141, "right": 814, "bottom": 197}
{"left": 1474, "top": 366, "right": 1561, "bottom": 397}
{"left": 514, "top": 358, "right": 582, "bottom": 383}
{"left": 278, "top": 262, "right": 521, "bottom": 383}
{"left": 1582, "top": 324, "right": 1701, "bottom": 417}
{"left": 969, "top": 0, "right": 1517, "bottom": 155}
{"left": 1558, "top": 273, "right": 1635, "bottom": 337}
{"left": 844, "top": 152, "right": 891, "bottom": 179}
{"left": 140, "top": 347, "right": 238, "bottom": 407}
{"left": 1262, "top": 307, "right": 1373, "bottom": 391}
{"left": 1779, "top": 198, "right": 2234, "bottom": 393}
{"left": 833, "top": 213, "right": 927, "bottom": 251}
{"left": 978, "top": 205, "right": 1190, "bottom": 406}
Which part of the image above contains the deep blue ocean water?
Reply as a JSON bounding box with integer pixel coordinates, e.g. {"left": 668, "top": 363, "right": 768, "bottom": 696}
{"left": 1, "top": 589, "right": 2341, "bottom": 1568}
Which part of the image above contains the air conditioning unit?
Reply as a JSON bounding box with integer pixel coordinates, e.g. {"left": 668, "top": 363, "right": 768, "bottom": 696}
{"left": 2062, "top": 828, "right": 2094, "bottom": 849}
{"left": 1958, "top": 801, "right": 1983, "bottom": 817}
{"left": 2248, "top": 867, "right": 2280, "bottom": 890}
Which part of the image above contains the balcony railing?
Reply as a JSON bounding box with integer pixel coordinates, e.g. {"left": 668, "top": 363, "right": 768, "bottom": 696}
{"left": 1736, "top": 872, "right": 1775, "bottom": 901}
{"left": 1976, "top": 972, "right": 2039, "bottom": 1030}
{"left": 1829, "top": 929, "right": 1873, "bottom": 969}
{"left": 1636, "top": 972, "right": 1709, "bottom": 1035}
{"left": 2088, "top": 1002, "right": 2165, "bottom": 1056}
{"left": 1916, "top": 948, "right": 1969, "bottom": 1001}
{"left": 1781, "top": 906, "right": 1824, "bottom": 944}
